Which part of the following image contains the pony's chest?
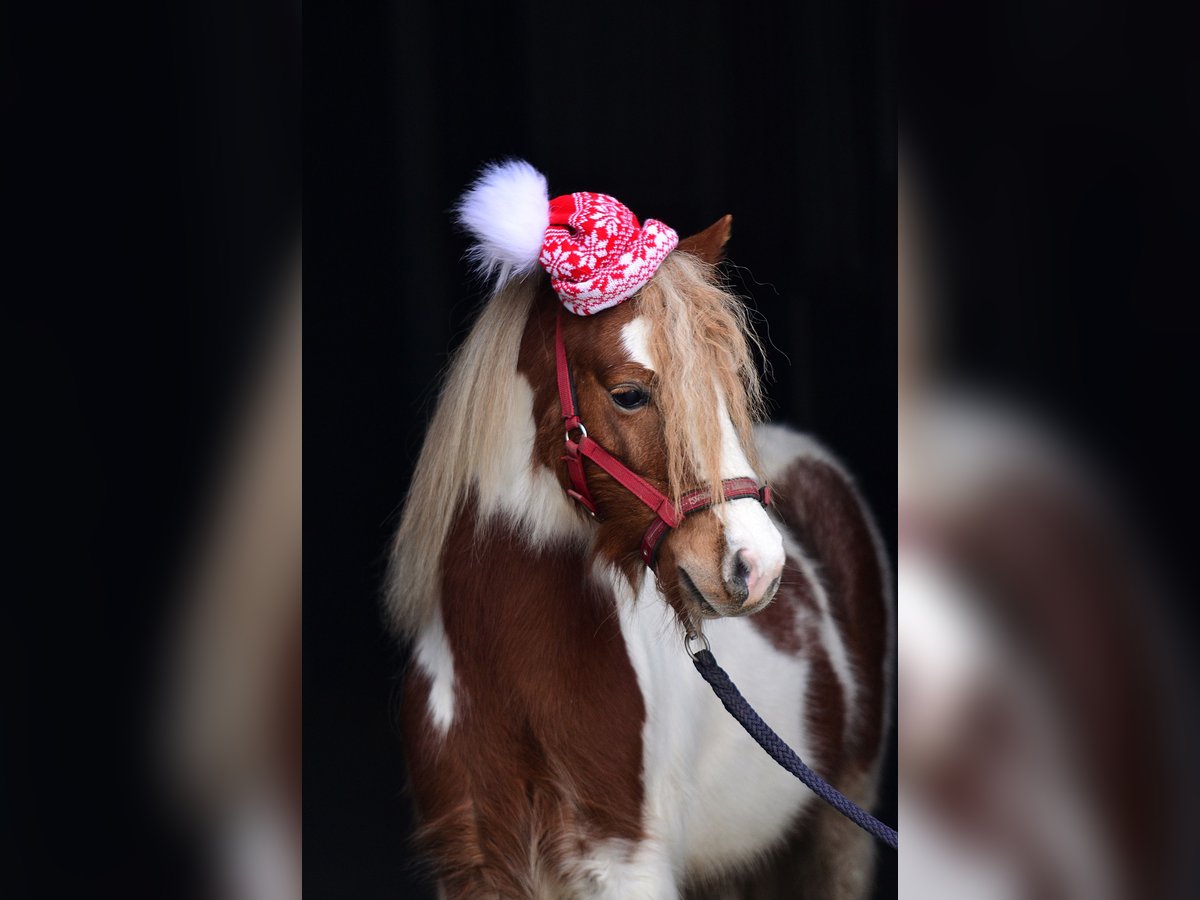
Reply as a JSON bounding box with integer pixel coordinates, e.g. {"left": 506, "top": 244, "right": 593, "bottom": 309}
{"left": 615, "top": 595, "right": 817, "bottom": 878}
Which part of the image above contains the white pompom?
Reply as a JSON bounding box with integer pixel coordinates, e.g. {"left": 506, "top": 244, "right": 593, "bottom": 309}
{"left": 455, "top": 159, "right": 549, "bottom": 285}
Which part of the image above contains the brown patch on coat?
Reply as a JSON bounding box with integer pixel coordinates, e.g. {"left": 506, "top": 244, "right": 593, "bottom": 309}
{"left": 401, "top": 501, "right": 647, "bottom": 896}
{"left": 773, "top": 459, "right": 890, "bottom": 769}
{"left": 802, "top": 626, "right": 848, "bottom": 775}
{"left": 747, "top": 552, "right": 817, "bottom": 654}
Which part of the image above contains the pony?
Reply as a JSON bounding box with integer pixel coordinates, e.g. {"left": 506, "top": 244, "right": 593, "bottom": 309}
{"left": 387, "top": 161, "right": 893, "bottom": 898}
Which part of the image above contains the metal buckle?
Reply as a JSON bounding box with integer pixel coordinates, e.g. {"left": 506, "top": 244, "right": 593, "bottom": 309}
{"left": 684, "top": 631, "right": 711, "bottom": 660}
{"left": 564, "top": 421, "right": 588, "bottom": 443}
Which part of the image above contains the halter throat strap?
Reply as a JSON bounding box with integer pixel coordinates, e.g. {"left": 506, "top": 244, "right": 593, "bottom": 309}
{"left": 554, "top": 310, "right": 771, "bottom": 568}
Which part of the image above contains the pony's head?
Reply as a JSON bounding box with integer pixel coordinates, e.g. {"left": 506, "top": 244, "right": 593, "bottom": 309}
{"left": 389, "top": 161, "right": 785, "bottom": 635}
{"left": 527, "top": 245, "right": 785, "bottom": 623}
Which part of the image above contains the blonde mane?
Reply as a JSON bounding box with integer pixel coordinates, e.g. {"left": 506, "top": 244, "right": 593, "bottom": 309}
{"left": 385, "top": 276, "right": 538, "bottom": 635}
{"left": 386, "top": 254, "right": 764, "bottom": 635}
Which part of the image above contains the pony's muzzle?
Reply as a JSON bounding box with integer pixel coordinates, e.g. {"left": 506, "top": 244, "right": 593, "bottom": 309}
{"left": 677, "top": 551, "right": 783, "bottom": 618}
{"left": 669, "top": 497, "right": 785, "bottom": 618}
{"left": 730, "top": 547, "right": 783, "bottom": 609}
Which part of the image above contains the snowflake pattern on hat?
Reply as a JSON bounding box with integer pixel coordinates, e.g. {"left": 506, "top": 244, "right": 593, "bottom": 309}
{"left": 540, "top": 192, "right": 679, "bottom": 316}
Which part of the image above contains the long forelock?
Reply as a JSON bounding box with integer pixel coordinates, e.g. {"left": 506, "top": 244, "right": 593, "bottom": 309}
{"left": 638, "top": 252, "right": 766, "bottom": 507}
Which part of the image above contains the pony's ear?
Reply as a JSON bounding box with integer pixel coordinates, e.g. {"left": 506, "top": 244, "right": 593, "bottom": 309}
{"left": 678, "top": 214, "right": 733, "bottom": 264}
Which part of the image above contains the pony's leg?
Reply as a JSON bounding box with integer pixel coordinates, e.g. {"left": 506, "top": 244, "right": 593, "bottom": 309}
{"left": 787, "top": 765, "right": 879, "bottom": 900}
{"left": 754, "top": 766, "right": 882, "bottom": 900}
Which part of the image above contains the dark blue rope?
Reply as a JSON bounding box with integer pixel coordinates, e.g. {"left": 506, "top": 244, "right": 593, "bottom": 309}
{"left": 692, "top": 647, "right": 898, "bottom": 849}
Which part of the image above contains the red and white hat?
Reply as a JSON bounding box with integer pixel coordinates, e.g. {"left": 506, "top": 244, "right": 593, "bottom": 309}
{"left": 456, "top": 160, "right": 679, "bottom": 315}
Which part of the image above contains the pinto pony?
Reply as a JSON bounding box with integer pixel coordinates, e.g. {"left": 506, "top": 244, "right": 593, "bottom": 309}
{"left": 387, "top": 162, "right": 893, "bottom": 898}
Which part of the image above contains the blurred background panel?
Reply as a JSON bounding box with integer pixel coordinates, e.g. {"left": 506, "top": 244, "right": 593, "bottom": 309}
{"left": 900, "top": 1, "right": 1200, "bottom": 897}
{"left": 305, "top": 1, "right": 895, "bottom": 897}
{"left": 9, "top": 0, "right": 299, "bottom": 897}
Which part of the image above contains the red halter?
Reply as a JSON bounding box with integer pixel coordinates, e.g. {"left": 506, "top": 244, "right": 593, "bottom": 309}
{"left": 555, "top": 310, "right": 772, "bottom": 568}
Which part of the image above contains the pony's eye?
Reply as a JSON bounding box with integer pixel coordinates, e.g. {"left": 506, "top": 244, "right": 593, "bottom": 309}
{"left": 610, "top": 386, "right": 650, "bottom": 411}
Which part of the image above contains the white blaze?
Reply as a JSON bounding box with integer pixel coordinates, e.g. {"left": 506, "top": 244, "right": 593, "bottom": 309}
{"left": 713, "top": 394, "right": 786, "bottom": 583}
{"left": 621, "top": 317, "right": 655, "bottom": 370}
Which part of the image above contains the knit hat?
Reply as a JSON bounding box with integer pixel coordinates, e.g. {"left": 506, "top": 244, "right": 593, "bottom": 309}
{"left": 456, "top": 160, "right": 678, "bottom": 315}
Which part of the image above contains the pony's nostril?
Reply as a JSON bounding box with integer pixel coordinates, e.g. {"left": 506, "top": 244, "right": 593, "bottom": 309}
{"left": 732, "top": 554, "right": 750, "bottom": 585}
{"left": 729, "top": 548, "right": 757, "bottom": 603}
{"left": 735, "top": 548, "right": 781, "bottom": 607}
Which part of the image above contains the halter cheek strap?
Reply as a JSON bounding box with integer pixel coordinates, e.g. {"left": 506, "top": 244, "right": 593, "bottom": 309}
{"left": 555, "top": 310, "right": 771, "bottom": 568}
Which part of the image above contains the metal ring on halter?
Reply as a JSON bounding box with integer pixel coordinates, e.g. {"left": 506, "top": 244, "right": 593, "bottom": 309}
{"left": 565, "top": 421, "right": 587, "bottom": 443}
{"left": 684, "top": 631, "right": 711, "bottom": 660}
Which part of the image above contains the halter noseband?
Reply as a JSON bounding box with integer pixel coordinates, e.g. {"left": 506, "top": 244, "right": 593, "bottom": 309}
{"left": 555, "top": 310, "right": 772, "bottom": 568}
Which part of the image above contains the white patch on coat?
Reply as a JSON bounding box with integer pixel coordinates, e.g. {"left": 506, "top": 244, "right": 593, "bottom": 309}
{"left": 413, "top": 609, "right": 456, "bottom": 734}
{"left": 564, "top": 838, "right": 678, "bottom": 899}
{"left": 713, "top": 396, "right": 785, "bottom": 580}
{"left": 603, "top": 565, "right": 816, "bottom": 884}
{"left": 620, "top": 316, "right": 655, "bottom": 370}
{"left": 476, "top": 373, "right": 590, "bottom": 547}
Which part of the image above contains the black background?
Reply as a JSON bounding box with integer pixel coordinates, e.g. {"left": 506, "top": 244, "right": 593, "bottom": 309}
{"left": 306, "top": 1, "right": 896, "bottom": 897}
{"left": 9, "top": 0, "right": 299, "bottom": 896}
{"left": 900, "top": 3, "right": 1200, "bottom": 892}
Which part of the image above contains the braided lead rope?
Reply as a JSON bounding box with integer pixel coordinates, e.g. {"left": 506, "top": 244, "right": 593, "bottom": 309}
{"left": 690, "top": 643, "right": 898, "bottom": 849}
